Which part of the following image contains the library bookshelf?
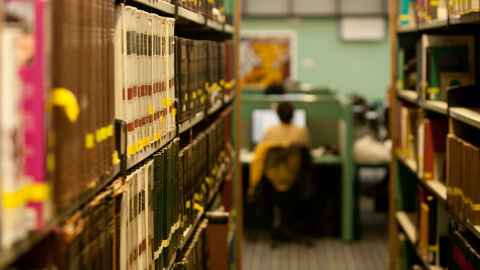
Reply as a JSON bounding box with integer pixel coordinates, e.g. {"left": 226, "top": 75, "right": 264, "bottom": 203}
{"left": 389, "top": 0, "right": 480, "bottom": 269}
{"left": 0, "top": 0, "right": 242, "bottom": 269}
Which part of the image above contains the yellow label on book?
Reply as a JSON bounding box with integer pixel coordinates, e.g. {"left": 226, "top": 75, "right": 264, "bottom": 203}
{"left": 47, "top": 153, "right": 56, "bottom": 172}
{"left": 205, "top": 177, "right": 213, "bottom": 185}
{"left": 162, "top": 239, "right": 170, "bottom": 248}
{"left": 127, "top": 145, "right": 136, "bottom": 156}
{"left": 193, "top": 202, "right": 204, "bottom": 213}
{"left": 51, "top": 87, "right": 80, "bottom": 123}
{"left": 172, "top": 109, "right": 177, "bottom": 117}
{"left": 427, "top": 87, "right": 440, "bottom": 95}
{"left": 430, "top": 0, "right": 439, "bottom": 6}
{"left": 85, "top": 133, "right": 95, "bottom": 149}
{"left": 2, "top": 191, "right": 25, "bottom": 209}
{"left": 96, "top": 129, "right": 104, "bottom": 143}
{"left": 28, "top": 183, "right": 50, "bottom": 202}
{"left": 112, "top": 151, "right": 120, "bottom": 165}
{"left": 186, "top": 201, "right": 191, "bottom": 209}
{"left": 148, "top": 105, "right": 154, "bottom": 115}
{"left": 106, "top": 124, "right": 114, "bottom": 138}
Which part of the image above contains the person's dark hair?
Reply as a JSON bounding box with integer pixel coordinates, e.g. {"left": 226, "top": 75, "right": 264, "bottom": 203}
{"left": 276, "top": 102, "right": 294, "bottom": 124}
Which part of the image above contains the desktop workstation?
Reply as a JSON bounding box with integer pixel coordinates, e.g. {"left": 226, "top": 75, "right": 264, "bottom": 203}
{"left": 240, "top": 90, "right": 355, "bottom": 240}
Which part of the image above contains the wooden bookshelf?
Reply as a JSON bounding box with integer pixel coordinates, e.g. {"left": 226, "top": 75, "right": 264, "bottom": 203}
{"left": 0, "top": 0, "right": 239, "bottom": 267}
{"left": 388, "top": 1, "right": 480, "bottom": 269}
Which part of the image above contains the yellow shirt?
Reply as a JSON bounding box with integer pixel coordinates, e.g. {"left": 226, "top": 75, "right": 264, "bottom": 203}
{"left": 249, "top": 124, "right": 310, "bottom": 194}
{"left": 262, "top": 124, "right": 310, "bottom": 147}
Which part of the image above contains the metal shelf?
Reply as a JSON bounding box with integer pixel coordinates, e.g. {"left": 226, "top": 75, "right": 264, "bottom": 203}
{"left": 396, "top": 211, "right": 418, "bottom": 245}
{"left": 208, "top": 100, "right": 223, "bottom": 115}
{"left": 450, "top": 107, "right": 480, "bottom": 130}
{"left": 179, "top": 111, "right": 205, "bottom": 134}
{"left": 178, "top": 6, "right": 204, "bottom": 25}
{"left": 396, "top": 151, "right": 418, "bottom": 174}
{"left": 422, "top": 100, "right": 448, "bottom": 115}
{"left": 449, "top": 12, "right": 480, "bottom": 25}
{"left": 126, "top": 131, "right": 176, "bottom": 170}
{"left": 418, "top": 20, "right": 448, "bottom": 31}
{"left": 207, "top": 19, "right": 223, "bottom": 32}
{"left": 127, "top": 0, "right": 234, "bottom": 35}
{"left": 397, "top": 89, "right": 419, "bottom": 104}
{"left": 420, "top": 179, "right": 447, "bottom": 203}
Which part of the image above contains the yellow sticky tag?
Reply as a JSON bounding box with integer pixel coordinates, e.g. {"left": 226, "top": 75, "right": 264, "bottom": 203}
{"left": 28, "top": 183, "right": 50, "bottom": 202}
{"left": 85, "top": 133, "right": 95, "bottom": 149}
{"left": 112, "top": 151, "right": 120, "bottom": 165}
{"left": 148, "top": 105, "right": 154, "bottom": 115}
{"left": 51, "top": 88, "right": 80, "bottom": 123}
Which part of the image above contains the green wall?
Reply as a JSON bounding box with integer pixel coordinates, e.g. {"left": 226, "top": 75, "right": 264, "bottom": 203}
{"left": 242, "top": 18, "right": 390, "bottom": 100}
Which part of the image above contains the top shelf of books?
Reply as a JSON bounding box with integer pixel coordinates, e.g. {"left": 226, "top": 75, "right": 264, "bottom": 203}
{"left": 127, "top": 0, "right": 235, "bottom": 35}
{"left": 397, "top": 0, "right": 480, "bottom": 34}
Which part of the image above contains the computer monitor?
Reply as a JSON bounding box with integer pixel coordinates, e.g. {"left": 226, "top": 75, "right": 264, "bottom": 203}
{"left": 251, "top": 109, "right": 307, "bottom": 144}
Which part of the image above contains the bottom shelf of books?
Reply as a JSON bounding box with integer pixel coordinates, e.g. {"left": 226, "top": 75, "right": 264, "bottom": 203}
{"left": 6, "top": 112, "right": 237, "bottom": 269}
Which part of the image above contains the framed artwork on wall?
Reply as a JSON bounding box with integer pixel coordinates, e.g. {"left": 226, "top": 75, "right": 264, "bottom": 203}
{"left": 239, "top": 30, "right": 298, "bottom": 90}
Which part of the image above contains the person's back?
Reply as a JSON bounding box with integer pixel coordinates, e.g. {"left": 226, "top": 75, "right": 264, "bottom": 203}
{"left": 261, "top": 102, "right": 310, "bottom": 147}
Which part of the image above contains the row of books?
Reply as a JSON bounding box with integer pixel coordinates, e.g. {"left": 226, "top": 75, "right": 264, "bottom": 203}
{"left": 173, "top": 220, "right": 208, "bottom": 270}
{"left": 416, "top": 187, "right": 449, "bottom": 266}
{"left": 398, "top": 0, "right": 480, "bottom": 28}
{"left": 12, "top": 113, "right": 233, "bottom": 269}
{"left": 450, "top": 0, "right": 480, "bottom": 18}
{"left": 1, "top": 0, "right": 50, "bottom": 249}
{"left": 0, "top": 0, "right": 234, "bottom": 252}
{"left": 51, "top": 0, "right": 117, "bottom": 212}
{"left": 397, "top": 34, "right": 475, "bottom": 103}
{"left": 447, "top": 134, "right": 480, "bottom": 227}
{"left": 398, "top": 0, "right": 448, "bottom": 28}
{"left": 395, "top": 105, "right": 419, "bottom": 163}
{"left": 176, "top": 38, "right": 233, "bottom": 124}
{"left": 418, "top": 118, "right": 448, "bottom": 183}
{"left": 138, "top": 0, "right": 227, "bottom": 23}
{"left": 115, "top": 5, "right": 177, "bottom": 160}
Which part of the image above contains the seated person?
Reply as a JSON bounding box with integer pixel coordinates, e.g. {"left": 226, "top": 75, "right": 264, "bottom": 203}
{"left": 249, "top": 102, "right": 312, "bottom": 244}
